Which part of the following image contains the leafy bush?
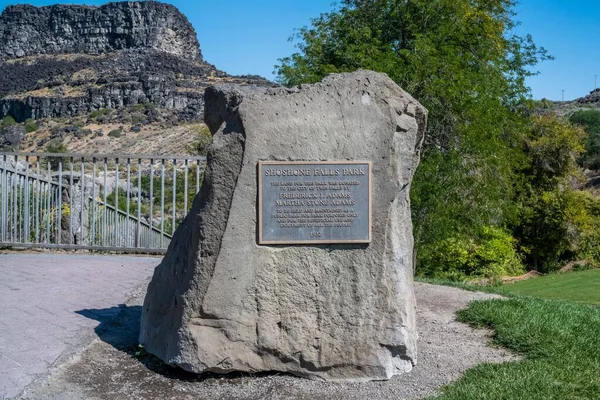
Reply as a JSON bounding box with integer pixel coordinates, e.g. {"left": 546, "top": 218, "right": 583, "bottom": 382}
{"left": 533, "top": 98, "right": 554, "bottom": 110}
{"left": 0, "top": 116, "right": 16, "bottom": 129}
{"left": 515, "top": 189, "right": 600, "bottom": 272}
{"left": 108, "top": 129, "right": 123, "bottom": 138}
{"left": 24, "top": 118, "right": 38, "bottom": 133}
{"left": 418, "top": 226, "right": 525, "bottom": 281}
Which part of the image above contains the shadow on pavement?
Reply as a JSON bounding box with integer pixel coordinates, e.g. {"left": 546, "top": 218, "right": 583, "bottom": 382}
{"left": 75, "top": 305, "right": 199, "bottom": 380}
{"left": 76, "top": 305, "right": 277, "bottom": 382}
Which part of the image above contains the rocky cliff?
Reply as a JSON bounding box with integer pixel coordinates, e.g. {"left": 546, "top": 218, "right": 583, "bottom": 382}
{"left": 0, "top": 2, "right": 201, "bottom": 59}
{"left": 0, "top": 1, "right": 272, "bottom": 125}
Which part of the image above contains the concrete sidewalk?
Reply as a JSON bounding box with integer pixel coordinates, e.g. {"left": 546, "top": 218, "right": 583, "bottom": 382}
{"left": 0, "top": 253, "right": 159, "bottom": 399}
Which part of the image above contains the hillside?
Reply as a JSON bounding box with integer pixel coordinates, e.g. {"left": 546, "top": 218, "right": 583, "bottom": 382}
{"left": 0, "top": 1, "right": 273, "bottom": 155}
{"left": 538, "top": 88, "right": 600, "bottom": 117}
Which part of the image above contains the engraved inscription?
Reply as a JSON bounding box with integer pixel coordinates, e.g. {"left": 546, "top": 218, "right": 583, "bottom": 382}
{"left": 258, "top": 161, "right": 371, "bottom": 244}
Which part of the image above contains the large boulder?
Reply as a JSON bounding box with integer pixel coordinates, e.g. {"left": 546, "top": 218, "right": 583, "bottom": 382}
{"left": 0, "top": 123, "right": 25, "bottom": 150}
{"left": 140, "top": 70, "right": 427, "bottom": 381}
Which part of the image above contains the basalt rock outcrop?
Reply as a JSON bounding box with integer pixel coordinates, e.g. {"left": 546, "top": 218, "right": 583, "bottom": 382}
{"left": 0, "top": 2, "right": 200, "bottom": 59}
{"left": 0, "top": 1, "right": 272, "bottom": 123}
{"left": 140, "top": 70, "right": 427, "bottom": 381}
{"left": 577, "top": 88, "right": 600, "bottom": 105}
{"left": 0, "top": 123, "right": 24, "bottom": 150}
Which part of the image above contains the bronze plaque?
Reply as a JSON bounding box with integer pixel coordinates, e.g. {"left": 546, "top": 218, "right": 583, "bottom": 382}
{"left": 258, "top": 161, "right": 371, "bottom": 244}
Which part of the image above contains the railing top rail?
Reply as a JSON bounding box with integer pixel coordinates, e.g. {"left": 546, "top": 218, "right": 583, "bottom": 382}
{"left": 0, "top": 152, "right": 206, "bottom": 162}
{"left": 0, "top": 165, "right": 61, "bottom": 186}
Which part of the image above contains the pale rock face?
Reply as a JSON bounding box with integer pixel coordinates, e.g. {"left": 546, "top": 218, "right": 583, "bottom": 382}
{"left": 140, "top": 70, "right": 428, "bottom": 381}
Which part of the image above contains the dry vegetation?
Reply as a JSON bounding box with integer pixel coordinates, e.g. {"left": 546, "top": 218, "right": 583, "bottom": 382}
{"left": 19, "top": 119, "right": 206, "bottom": 156}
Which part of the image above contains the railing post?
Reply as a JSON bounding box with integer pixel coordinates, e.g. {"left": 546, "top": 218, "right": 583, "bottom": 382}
{"left": 46, "top": 159, "right": 51, "bottom": 244}
{"left": 172, "top": 158, "right": 177, "bottom": 236}
{"left": 24, "top": 155, "right": 30, "bottom": 243}
{"left": 137, "top": 158, "right": 142, "bottom": 249}
{"left": 160, "top": 158, "right": 165, "bottom": 248}
{"left": 69, "top": 156, "right": 74, "bottom": 244}
{"left": 80, "top": 156, "right": 85, "bottom": 245}
{"left": 126, "top": 158, "right": 131, "bottom": 248}
{"left": 91, "top": 157, "right": 96, "bottom": 246}
{"left": 12, "top": 155, "right": 18, "bottom": 243}
{"left": 57, "top": 160, "right": 62, "bottom": 245}
{"left": 103, "top": 157, "right": 108, "bottom": 247}
{"left": 1, "top": 154, "right": 7, "bottom": 242}
{"left": 184, "top": 159, "right": 188, "bottom": 218}
{"left": 149, "top": 158, "right": 154, "bottom": 245}
{"left": 114, "top": 157, "right": 119, "bottom": 247}
{"left": 35, "top": 160, "right": 40, "bottom": 243}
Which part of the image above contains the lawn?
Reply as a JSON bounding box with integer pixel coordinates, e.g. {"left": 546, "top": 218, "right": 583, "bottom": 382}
{"left": 427, "top": 270, "right": 600, "bottom": 399}
{"left": 501, "top": 269, "right": 600, "bottom": 305}
{"left": 433, "top": 297, "right": 600, "bottom": 399}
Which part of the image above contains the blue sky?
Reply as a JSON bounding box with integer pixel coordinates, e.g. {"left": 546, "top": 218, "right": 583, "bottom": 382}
{"left": 0, "top": 0, "right": 598, "bottom": 101}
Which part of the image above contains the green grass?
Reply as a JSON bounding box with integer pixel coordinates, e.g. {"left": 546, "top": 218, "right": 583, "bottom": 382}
{"left": 433, "top": 297, "right": 600, "bottom": 399}
{"left": 501, "top": 269, "right": 600, "bottom": 305}
{"left": 423, "top": 270, "right": 600, "bottom": 399}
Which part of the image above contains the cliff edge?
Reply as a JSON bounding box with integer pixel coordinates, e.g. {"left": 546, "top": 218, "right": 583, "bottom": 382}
{"left": 0, "top": 2, "right": 201, "bottom": 59}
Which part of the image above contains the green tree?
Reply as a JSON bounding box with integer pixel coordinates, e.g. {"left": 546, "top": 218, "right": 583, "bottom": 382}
{"left": 569, "top": 109, "right": 600, "bottom": 169}
{"left": 523, "top": 114, "right": 586, "bottom": 188}
{"left": 276, "top": 0, "right": 550, "bottom": 276}
{"left": 513, "top": 114, "right": 594, "bottom": 271}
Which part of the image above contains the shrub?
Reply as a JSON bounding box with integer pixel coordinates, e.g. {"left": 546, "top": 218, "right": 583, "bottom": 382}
{"left": 90, "top": 108, "right": 109, "bottom": 119}
{"left": 516, "top": 189, "right": 600, "bottom": 272}
{"left": 186, "top": 124, "right": 212, "bottom": 155}
{"left": 74, "top": 128, "right": 92, "bottom": 138}
{"left": 418, "top": 226, "right": 525, "bottom": 281}
{"left": 0, "top": 116, "right": 16, "bottom": 129}
{"left": 108, "top": 129, "right": 122, "bottom": 138}
{"left": 24, "top": 119, "right": 38, "bottom": 132}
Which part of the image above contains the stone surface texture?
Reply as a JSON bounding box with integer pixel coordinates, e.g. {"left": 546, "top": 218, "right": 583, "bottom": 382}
{"left": 139, "top": 70, "right": 428, "bottom": 381}
{"left": 0, "top": 124, "right": 25, "bottom": 150}
{"left": 0, "top": 2, "right": 200, "bottom": 59}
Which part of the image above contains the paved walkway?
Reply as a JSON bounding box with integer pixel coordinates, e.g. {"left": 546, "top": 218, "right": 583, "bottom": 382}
{"left": 0, "top": 253, "right": 159, "bottom": 399}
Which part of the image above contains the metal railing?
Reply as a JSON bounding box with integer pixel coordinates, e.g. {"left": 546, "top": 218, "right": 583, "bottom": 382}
{"left": 0, "top": 152, "right": 205, "bottom": 253}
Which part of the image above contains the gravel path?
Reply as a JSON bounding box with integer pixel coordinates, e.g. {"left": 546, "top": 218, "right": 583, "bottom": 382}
{"left": 19, "top": 282, "right": 517, "bottom": 400}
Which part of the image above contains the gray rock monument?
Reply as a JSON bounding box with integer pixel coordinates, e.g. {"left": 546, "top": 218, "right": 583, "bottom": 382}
{"left": 139, "top": 70, "right": 427, "bottom": 381}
